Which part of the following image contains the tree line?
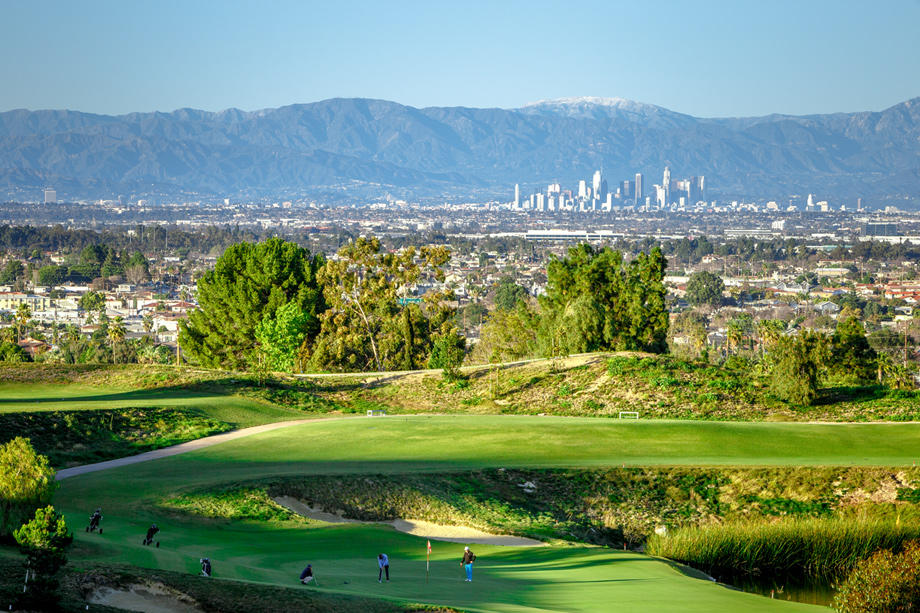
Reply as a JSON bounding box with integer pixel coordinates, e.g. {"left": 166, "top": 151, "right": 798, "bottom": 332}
{"left": 179, "top": 238, "right": 671, "bottom": 374}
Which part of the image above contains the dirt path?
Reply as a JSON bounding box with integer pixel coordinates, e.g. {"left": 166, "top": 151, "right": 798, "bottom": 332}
{"left": 273, "top": 495, "right": 545, "bottom": 547}
{"left": 55, "top": 417, "right": 345, "bottom": 481}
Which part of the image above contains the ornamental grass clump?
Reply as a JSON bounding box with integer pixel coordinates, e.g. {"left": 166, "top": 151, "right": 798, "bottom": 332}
{"left": 647, "top": 516, "right": 920, "bottom": 583}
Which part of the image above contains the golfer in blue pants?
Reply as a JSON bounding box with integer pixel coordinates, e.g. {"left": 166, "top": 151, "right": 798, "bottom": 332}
{"left": 461, "top": 546, "right": 475, "bottom": 581}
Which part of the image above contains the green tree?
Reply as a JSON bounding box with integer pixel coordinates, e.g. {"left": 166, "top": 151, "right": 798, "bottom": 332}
{"left": 473, "top": 300, "right": 540, "bottom": 363}
{"left": 142, "top": 313, "right": 154, "bottom": 337}
{"left": 255, "top": 301, "right": 312, "bottom": 372}
{"left": 757, "top": 319, "right": 786, "bottom": 354}
{"left": 179, "top": 238, "right": 325, "bottom": 370}
{"left": 427, "top": 327, "right": 467, "bottom": 380}
{"left": 15, "top": 302, "right": 31, "bottom": 342}
{"left": 769, "top": 331, "right": 826, "bottom": 405}
{"left": 0, "top": 438, "right": 57, "bottom": 537}
{"left": 538, "top": 244, "right": 668, "bottom": 355}
{"left": 36, "top": 265, "right": 67, "bottom": 287}
{"left": 493, "top": 276, "right": 529, "bottom": 311}
{"left": 124, "top": 250, "right": 149, "bottom": 284}
{"left": 0, "top": 259, "right": 24, "bottom": 284}
{"left": 830, "top": 317, "right": 877, "bottom": 383}
{"left": 14, "top": 505, "right": 73, "bottom": 610}
{"left": 108, "top": 316, "right": 126, "bottom": 362}
{"left": 671, "top": 311, "right": 709, "bottom": 358}
{"left": 685, "top": 271, "right": 725, "bottom": 308}
{"left": 727, "top": 313, "right": 754, "bottom": 354}
{"left": 0, "top": 341, "right": 30, "bottom": 362}
{"left": 78, "top": 290, "right": 105, "bottom": 313}
{"left": 311, "top": 236, "right": 454, "bottom": 372}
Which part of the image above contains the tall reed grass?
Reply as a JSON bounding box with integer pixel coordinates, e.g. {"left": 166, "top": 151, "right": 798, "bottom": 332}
{"left": 647, "top": 516, "right": 920, "bottom": 583}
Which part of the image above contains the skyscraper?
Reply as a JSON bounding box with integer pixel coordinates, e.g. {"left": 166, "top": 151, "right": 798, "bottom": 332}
{"left": 514, "top": 183, "right": 520, "bottom": 209}
{"left": 634, "top": 173, "right": 643, "bottom": 205}
{"left": 578, "top": 180, "right": 587, "bottom": 199}
{"left": 662, "top": 167, "right": 671, "bottom": 205}
{"left": 43, "top": 187, "right": 56, "bottom": 204}
{"left": 592, "top": 170, "right": 602, "bottom": 199}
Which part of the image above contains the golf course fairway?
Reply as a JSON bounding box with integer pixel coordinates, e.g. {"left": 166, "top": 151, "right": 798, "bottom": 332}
{"left": 54, "top": 415, "right": 920, "bottom": 611}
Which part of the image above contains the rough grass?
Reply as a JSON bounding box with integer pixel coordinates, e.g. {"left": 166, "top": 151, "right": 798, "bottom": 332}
{"left": 309, "top": 354, "right": 920, "bottom": 422}
{"left": 4, "top": 357, "right": 919, "bottom": 424}
{"left": 160, "top": 467, "right": 920, "bottom": 549}
{"left": 0, "top": 364, "right": 356, "bottom": 467}
{"left": 0, "top": 407, "right": 232, "bottom": 467}
{"left": 647, "top": 516, "right": 920, "bottom": 584}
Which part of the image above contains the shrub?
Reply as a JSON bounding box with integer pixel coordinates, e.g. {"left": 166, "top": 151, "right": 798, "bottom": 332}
{"left": 14, "top": 505, "right": 73, "bottom": 609}
{"left": 0, "top": 438, "right": 56, "bottom": 537}
{"left": 833, "top": 540, "right": 920, "bottom": 612}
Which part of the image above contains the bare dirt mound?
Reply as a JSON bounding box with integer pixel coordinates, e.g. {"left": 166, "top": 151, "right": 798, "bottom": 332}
{"left": 273, "top": 496, "right": 544, "bottom": 547}
{"left": 88, "top": 581, "right": 201, "bottom": 613}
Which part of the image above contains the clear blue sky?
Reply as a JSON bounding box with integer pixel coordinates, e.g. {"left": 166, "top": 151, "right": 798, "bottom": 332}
{"left": 2, "top": 0, "right": 918, "bottom": 117}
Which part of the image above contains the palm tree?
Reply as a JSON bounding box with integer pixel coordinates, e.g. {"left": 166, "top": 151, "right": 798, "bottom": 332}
{"left": 108, "top": 316, "right": 126, "bottom": 363}
{"left": 15, "top": 303, "right": 31, "bottom": 342}
{"left": 757, "top": 319, "right": 786, "bottom": 356}
{"left": 142, "top": 314, "right": 154, "bottom": 337}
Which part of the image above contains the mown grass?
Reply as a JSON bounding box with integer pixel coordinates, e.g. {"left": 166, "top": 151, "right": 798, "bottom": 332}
{"left": 647, "top": 516, "right": 920, "bottom": 585}
{"left": 49, "top": 416, "right": 851, "bottom": 613}
{"left": 0, "top": 553, "right": 448, "bottom": 613}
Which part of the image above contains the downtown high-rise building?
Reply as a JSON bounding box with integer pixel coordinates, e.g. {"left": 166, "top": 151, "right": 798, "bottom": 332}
{"left": 634, "top": 173, "right": 643, "bottom": 205}
{"left": 662, "top": 167, "right": 671, "bottom": 205}
{"left": 43, "top": 187, "right": 56, "bottom": 204}
{"left": 514, "top": 183, "right": 520, "bottom": 208}
{"left": 592, "top": 170, "right": 602, "bottom": 200}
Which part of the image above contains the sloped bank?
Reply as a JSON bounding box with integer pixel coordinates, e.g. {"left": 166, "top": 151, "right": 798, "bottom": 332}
{"left": 165, "top": 466, "right": 920, "bottom": 548}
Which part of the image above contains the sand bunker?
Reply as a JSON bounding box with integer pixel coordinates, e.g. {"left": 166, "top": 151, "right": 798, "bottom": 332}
{"left": 88, "top": 581, "right": 201, "bottom": 613}
{"left": 274, "top": 496, "right": 544, "bottom": 547}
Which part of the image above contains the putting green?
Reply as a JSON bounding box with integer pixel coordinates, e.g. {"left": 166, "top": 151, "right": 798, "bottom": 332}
{"left": 55, "top": 415, "right": 906, "bottom": 611}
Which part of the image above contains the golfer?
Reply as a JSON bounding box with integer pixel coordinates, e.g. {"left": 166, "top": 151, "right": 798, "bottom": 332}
{"left": 461, "top": 546, "right": 476, "bottom": 582}
{"left": 300, "top": 563, "right": 314, "bottom": 585}
{"left": 377, "top": 553, "right": 390, "bottom": 582}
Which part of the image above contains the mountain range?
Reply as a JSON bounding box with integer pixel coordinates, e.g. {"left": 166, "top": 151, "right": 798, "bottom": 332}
{"left": 0, "top": 96, "right": 918, "bottom": 206}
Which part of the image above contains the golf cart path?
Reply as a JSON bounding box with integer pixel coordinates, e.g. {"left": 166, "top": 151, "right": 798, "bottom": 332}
{"left": 55, "top": 417, "right": 340, "bottom": 481}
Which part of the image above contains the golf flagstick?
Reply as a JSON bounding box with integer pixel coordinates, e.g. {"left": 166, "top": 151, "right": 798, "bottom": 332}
{"left": 426, "top": 540, "right": 431, "bottom": 583}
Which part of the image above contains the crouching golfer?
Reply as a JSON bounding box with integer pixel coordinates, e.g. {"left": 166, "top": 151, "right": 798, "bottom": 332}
{"left": 377, "top": 553, "right": 390, "bottom": 582}
{"left": 300, "top": 564, "right": 315, "bottom": 585}
{"left": 461, "top": 546, "right": 476, "bottom": 582}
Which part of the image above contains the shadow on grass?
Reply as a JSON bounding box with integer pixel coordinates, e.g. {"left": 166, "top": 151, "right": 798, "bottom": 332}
{"left": 813, "top": 384, "right": 908, "bottom": 406}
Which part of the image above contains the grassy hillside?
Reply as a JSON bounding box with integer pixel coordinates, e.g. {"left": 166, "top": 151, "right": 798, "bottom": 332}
{"left": 166, "top": 466, "right": 920, "bottom": 548}
{"left": 0, "top": 364, "right": 345, "bottom": 466}
{"left": 310, "top": 354, "right": 920, "bottom": 422}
